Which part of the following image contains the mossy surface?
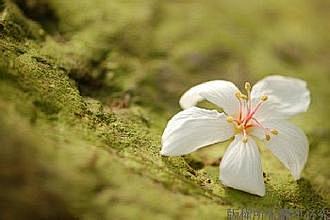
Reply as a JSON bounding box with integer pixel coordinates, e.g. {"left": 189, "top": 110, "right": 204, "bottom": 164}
{"left": 0, "top": 0, "right": 329, "bottom": 219}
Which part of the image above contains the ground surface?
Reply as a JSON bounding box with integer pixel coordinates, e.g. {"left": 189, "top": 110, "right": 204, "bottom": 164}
{"left": 0, "top": 0, "right": 329, "bottom": 219}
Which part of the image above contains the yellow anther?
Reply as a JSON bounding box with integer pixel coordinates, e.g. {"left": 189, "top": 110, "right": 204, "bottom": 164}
{"left": 235, "top": 92, "right": 247, "bottom": 100}
{"left": 265, "top": 134, "right": 271, "bottom": 141}
{"left": 240, "top": 94, "right": 248, "bottom": 100}
{"left": 260, "top": 95, "right": 268, "bottom": 101}
{"left": 226, "top": 116, "right": 234, "bottom": 123}
{"left": 245, "top": 82, "right": 251, "bottom": 92}
{"left": 271, "top": 129, "right": 279, "bottom": 135}
{"left": 242, "top": 136, "right": 248, "bottom": 143}
{"left": 235, "top": 92, "right": 241, "bottom": 99}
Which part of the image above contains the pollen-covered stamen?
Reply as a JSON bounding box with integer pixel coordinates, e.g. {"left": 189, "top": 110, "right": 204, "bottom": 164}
{"left": 271, "top": 129, "right": 279, "bottom": 135}
{"left": 245, "top": 82, "right": 251, "bottom": 92}
{"left": 251, "top": 118, "right": 279, "bottom": 141}
{"left": 235, "top": 90, "right": 250, "bottom": 123}
{"left": 226, "top": 116, "right": 242, "bottom": 130}
{"left": 265, "top": 134, "right": 271, "bottom": 141}
{"left": 226, "top": 116, "right": 234, "bottom": 123}
{"left": 237, "top": 92, "right": 248, "bottom": 100}
{"left": 235, "top": 92, "right": 242, "bottom": 99}
{"left": 227, "top": 116, "right": 244, "bottom": 130}
{"left": 253, "top": 95, "right": 268, "bottom": 113}
{"left": 244, "top": 82, "right": 252, "bottom": 113}
{"left": 260, "top": 95, "right": 268, "bottom": 101}
{"left": 231, "top": 86, "right": 272, "bottom": 143}
{"left": 243, "top": 95, "right": 268, "bottom": 126}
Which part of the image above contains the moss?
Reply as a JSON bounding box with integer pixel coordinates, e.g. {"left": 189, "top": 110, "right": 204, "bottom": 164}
{"left": 0, "top": 0, "right": 329, "bottom": 219}
{"left": 0, "top": 1, "right": 45, "bottom": 41}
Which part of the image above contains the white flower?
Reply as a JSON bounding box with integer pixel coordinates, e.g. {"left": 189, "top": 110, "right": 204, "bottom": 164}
{"left": 160, "top": 75, "right": 310, "bottom": 196}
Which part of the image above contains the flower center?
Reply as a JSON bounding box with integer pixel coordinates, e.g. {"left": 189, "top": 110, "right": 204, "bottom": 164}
{"left": 226, "top": 82, "right": 278, "bottom": 143}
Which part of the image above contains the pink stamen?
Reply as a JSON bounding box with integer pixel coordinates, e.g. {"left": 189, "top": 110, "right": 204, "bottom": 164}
{"left": 247, "top": 93, "right": 251, "bottom": 115}
{"left": 230, "top": 86, "right": 272, "bottom": 142}
{"left": 243, "top": 100, "right": 264, "bottom": 126}
{"left": 251, "top": 118, "right": 271, "bottom": 134}
{"left": 238, "top": 98, "right": 242, "bottom": 122}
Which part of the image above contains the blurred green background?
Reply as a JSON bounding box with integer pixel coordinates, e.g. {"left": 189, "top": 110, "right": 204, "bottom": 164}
{"left": 0, "top": 0, "right": 329, "bottom": 219}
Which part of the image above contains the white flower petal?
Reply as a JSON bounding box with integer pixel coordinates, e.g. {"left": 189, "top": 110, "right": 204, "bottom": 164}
{"left": 179, "top": 80, "right": 240, "bottom": 116}
{"left": 252, "top": 120, "right": 309, "bottom": 180}
{"left": 219, "top": 135, "right": 265, "bottom": 196}
{"left": 251, "top": 75, "right": 311, "bottom": 120}
{"left": 161, "top": 107, "right": 235, "bottom": 156}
